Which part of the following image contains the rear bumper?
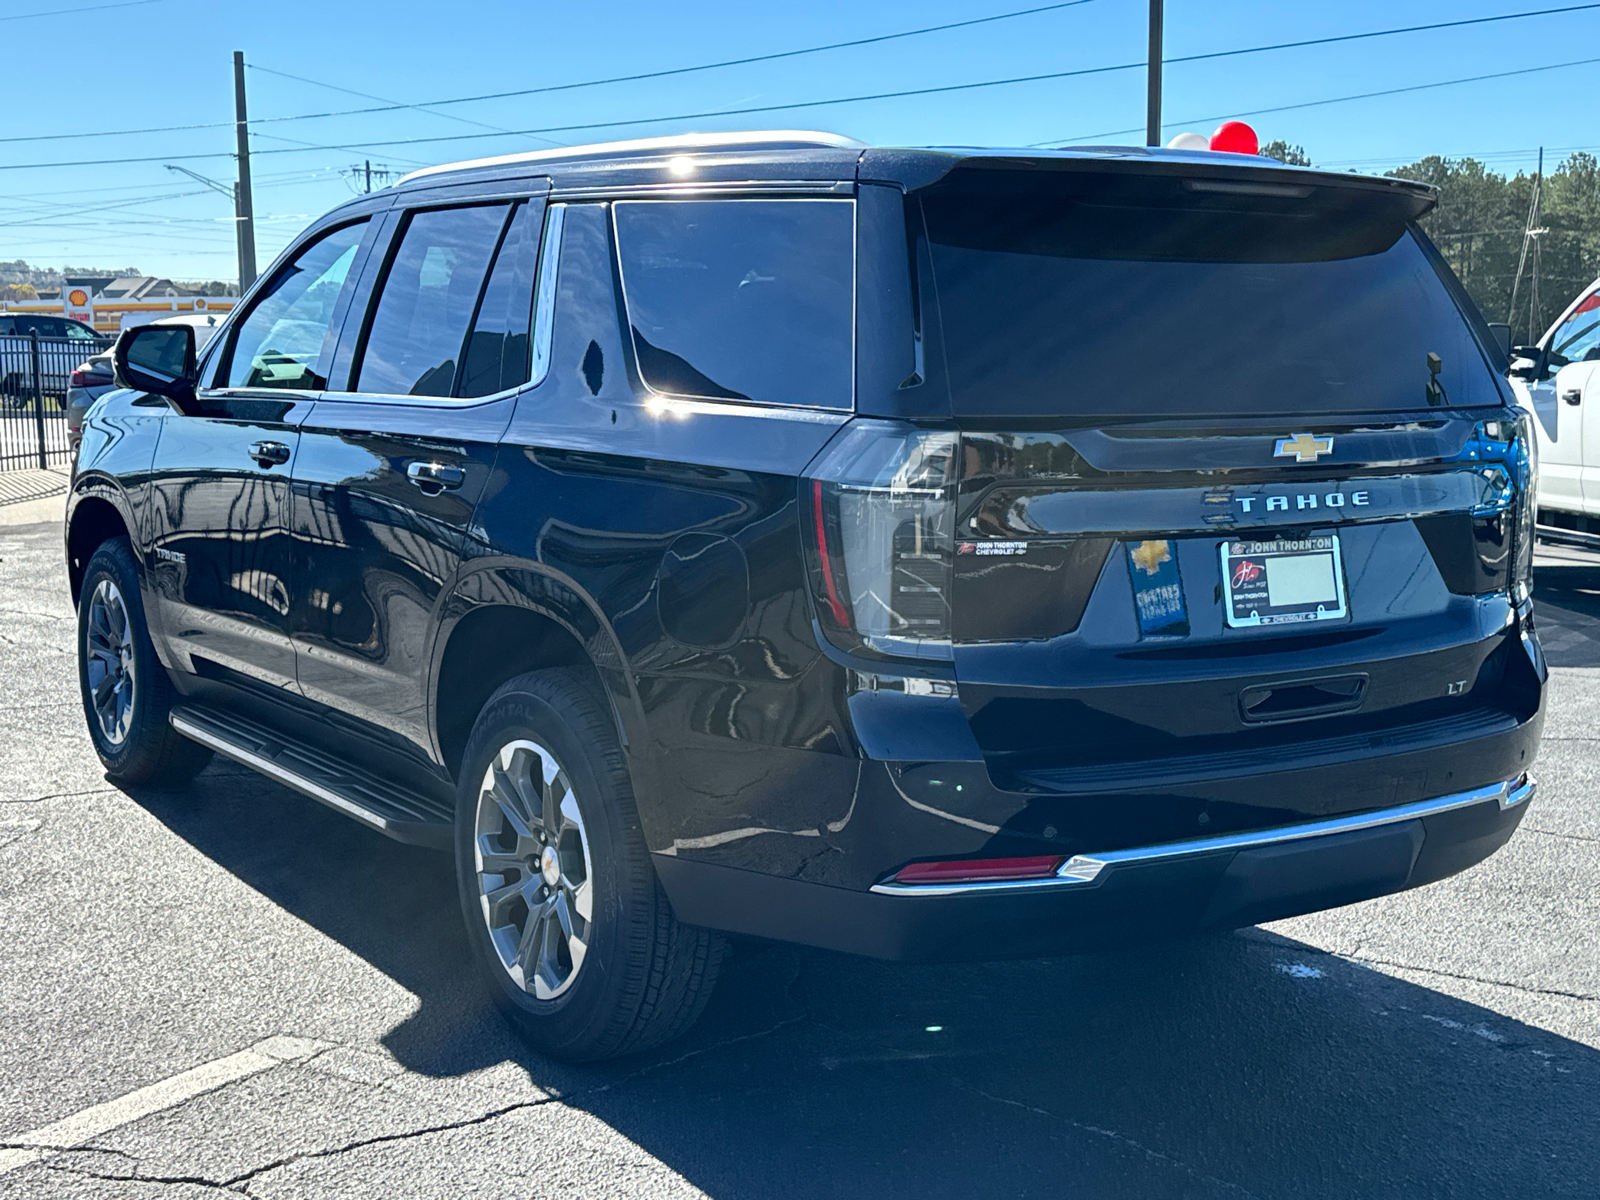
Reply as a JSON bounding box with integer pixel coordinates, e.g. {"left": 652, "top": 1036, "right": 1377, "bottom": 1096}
{"left": 655, "top": 775, "right": 1533, "bottom": 961}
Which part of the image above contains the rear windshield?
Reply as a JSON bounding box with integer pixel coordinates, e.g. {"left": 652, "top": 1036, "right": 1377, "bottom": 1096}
{"left": 920, "top": 171, "right": 1497, "bottom": 418}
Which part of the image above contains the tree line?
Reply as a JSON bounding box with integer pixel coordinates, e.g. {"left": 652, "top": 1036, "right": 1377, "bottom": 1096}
{"left": 1262, "top": 141, "right": 1600, "bottom": 345}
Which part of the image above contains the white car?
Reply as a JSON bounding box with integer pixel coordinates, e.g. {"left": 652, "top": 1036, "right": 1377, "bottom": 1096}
{"left": 1508, "top": 280, "right": 1600, "bottom": 541}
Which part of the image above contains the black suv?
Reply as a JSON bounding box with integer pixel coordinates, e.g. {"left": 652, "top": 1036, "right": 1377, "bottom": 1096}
{"left": 69, "top": 132, "right": 1545, "bottom": 1061}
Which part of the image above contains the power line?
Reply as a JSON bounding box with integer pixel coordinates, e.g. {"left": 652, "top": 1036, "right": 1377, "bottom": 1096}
{"left": 0, "top": 0, "right": 1101, "bottom": 145}
{"left": 1046, "top": 54, "right": 1600, "bottom": 144}
{"left": 11, "top": 12, "right": 1600, "bottom": 172}
{"left": 0, "top": 0, "right": 176, "bottom": 21}
{"left": 246, "top": 65, "right": 566, "bottom": 149}
{"left": 4, "top": 0, "right": 1597, "bottom": 157}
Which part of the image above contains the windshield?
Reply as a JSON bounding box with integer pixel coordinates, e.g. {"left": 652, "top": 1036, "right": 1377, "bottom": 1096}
{"left": 920, "top": 171, "right": 1498, "bottom": 419}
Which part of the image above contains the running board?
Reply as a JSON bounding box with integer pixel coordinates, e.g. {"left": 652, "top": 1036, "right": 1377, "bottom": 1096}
{"left": 1536, "top": 522, "right": 1600, "bottom": 552}
{"left": 169, "top": 705, "right": 454, "bottom": 850}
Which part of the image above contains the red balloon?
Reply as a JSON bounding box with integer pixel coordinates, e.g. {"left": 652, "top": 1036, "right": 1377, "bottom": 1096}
{"left": 1209, "top": 121, "right": 1259, "bottom": 155}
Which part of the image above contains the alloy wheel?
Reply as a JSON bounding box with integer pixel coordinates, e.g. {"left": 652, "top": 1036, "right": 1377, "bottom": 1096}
{"left": 473, "top": 738, "right": 594, "bottom": 1000}
{"left": 84, "top": 578, "right": 136, "bottom": 746}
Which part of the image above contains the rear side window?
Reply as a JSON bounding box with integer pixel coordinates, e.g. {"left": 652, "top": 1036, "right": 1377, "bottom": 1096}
{"left": 614, "top": 199, "right": 854, "bottom": 409}
{"left": 921, "top": 172, "right": 1498, "bottom": 418}
{"left": 225, "top": 220, "right": 366, "bottom": 390}
{"left": 357, "top": 204, "right": 510, "bottom": 397}
{"left": 458, "top": 201, "right": 541, "bottom": 399}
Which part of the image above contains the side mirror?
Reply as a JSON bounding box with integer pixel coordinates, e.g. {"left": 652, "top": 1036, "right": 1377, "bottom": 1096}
{"left": 114, "top": 324, "right": 198, "bottom": 412}
{"left": 1487, "top": 322, "right": 1512, "bottom": 356}
{"left": 1507, "top": 345, "right": 1549, "bottom": 382}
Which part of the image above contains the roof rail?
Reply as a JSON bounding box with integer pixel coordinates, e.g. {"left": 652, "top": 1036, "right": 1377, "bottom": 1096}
{"left": 396, "top": 130, "right": 868, "bottom": 185}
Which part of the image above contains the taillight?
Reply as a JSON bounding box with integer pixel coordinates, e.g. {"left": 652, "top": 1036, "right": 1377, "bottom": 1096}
{"left": 1509, "top": 411, "right": 1537, "bottom": 603}
{"left": 69, "top": 369, "right": 108, "bottom": 389}
{"left": 802, "top": 421, "right": 959, "bottom": 661}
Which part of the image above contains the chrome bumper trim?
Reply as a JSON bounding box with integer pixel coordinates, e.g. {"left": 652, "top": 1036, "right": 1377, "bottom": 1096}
{"left": 871, "top": 774, "right": 1535, "bottom": 898}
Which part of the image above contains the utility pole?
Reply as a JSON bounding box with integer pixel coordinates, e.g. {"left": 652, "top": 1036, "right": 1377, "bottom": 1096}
{"left": 1530, "top": 146, "right": 1545, "bottom": 340}
{"left": 1146, "top": 0, "right": 1163, "bottom": 146}
{"left": 233, "top": 50, "right": 257, "bottom": 292}
{"left": 165, "top": 164, "right": 248, "bottom": 297}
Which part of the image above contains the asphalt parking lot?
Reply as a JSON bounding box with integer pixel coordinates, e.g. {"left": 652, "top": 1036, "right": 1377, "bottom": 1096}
{"left": 0, "top": 508, "right": 1595, "bottom": 1200}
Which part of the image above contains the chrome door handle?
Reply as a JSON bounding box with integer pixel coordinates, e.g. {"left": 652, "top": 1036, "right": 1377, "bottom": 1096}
{"left": 249, "top": 440, "right": 290, "bottom": 467}
{"left": 407, "top": 461, "right": 464, "bottom": 491}
{"left": 1562, "top": 388, "right": 1583, "bottom": 405}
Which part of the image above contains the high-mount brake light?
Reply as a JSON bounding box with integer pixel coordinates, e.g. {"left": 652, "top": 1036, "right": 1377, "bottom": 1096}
{"left": 1209, "top": 121, "right": 1260, "bottom": 155}
{"left": 802, "top": 422, "right": 959, "bottom": 662}
{"left": 892, "top": 856, "right": 1064, "bottom": 885}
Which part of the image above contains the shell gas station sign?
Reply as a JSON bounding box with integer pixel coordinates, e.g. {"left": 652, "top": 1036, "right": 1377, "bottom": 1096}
{"left": 64, "top": 287, "right": 93, "bottom": 326}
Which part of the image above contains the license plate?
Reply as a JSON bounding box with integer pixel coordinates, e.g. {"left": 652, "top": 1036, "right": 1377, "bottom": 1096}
{"left": 1220, "top": 535, "right": 1348, "bottom": 628}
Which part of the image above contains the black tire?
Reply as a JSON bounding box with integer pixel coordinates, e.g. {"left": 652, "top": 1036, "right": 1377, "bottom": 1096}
{"left": 76, "top": 536, "right": 212, "bottom": 785}
{"left": 454, "top": 667, "right": 724, "bottom": 1062}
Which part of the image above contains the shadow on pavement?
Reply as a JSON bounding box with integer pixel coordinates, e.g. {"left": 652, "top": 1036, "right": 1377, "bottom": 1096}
{"left": 1534, "top": 560, "right": 1600, "bottom": 668}
{"left": 123, "top": 763, "right": 1598, "bottom": 1199}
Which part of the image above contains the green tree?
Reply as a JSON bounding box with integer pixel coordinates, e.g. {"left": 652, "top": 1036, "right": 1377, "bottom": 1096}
{"left": 1259, "top": 140, "right": 1311, "bottom": 166}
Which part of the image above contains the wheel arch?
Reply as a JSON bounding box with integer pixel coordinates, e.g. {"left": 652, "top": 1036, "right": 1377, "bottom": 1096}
{"left": 66, "top": 488, "right": 135, "bottom": 603}
{"left": 431, "top": 561, "right": 643, "bottom": 781}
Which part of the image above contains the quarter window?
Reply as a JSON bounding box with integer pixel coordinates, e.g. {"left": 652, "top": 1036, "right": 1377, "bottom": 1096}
{"left": 356, "top": 204, "right": 510, "bottom": 397}
{"left": 224, "top": 221, "right": 366, "bottom": 390}
{"left": 613, "top": 199, "right": 854, "bottom": 409}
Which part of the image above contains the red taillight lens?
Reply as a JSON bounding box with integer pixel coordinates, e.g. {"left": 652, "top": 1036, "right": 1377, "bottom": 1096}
{"left": 802, "top": 421, "right": 958, "bottom": 661}
{"left": 892, "top": 856, "right": 1063, "bottom": 885}
{"left": 69, "top": 369, "right": 108, "bottom": 389}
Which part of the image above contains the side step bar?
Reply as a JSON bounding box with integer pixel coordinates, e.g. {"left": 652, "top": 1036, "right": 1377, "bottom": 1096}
{"left": 170, "top": 705, "right": 454, "bottom": 850}
{"left": 1536, "top": 522, "right": 1600, "bottom": 553}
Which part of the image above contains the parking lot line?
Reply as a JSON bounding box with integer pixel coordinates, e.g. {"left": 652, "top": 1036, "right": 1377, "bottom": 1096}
{"left": 0, "top": 1035, "right": 330, "bottom": 1176}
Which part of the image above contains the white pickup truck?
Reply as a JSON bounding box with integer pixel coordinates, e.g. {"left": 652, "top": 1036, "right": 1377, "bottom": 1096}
{"left": 1507, "top": 280, "right": 1600, "bottom": 545}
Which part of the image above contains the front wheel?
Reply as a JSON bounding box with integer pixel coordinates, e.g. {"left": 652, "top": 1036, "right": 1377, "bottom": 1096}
{"left": 76, "top": 537, "right": 212, "bottom": 785}
{"left": 454, "top": 667, "right": 723, "bottom": 1061}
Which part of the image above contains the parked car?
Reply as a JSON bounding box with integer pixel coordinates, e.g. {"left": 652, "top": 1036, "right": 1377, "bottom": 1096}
{"left": 1506, "top": 279, "right": 1600, "bottom": 544}
{"left": 69, "top": 130, "right": 1545, "bottom": 1062}
{"left": 66, "top": 315, "right": 224, "bottom": 455}
{"left": 0, "top": 313, "right": 102, "bottom": 406}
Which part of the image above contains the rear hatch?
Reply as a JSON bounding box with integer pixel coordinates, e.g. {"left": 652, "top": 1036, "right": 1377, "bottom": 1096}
{"left": 810, "top": 155, "right": 1538, "bottom": 817}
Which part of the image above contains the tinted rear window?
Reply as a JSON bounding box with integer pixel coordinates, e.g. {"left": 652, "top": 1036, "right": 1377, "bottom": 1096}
{"left": 921, "top": 171, "right": 1496, "bottom": 418}
{"left": 614, "top": 199, "right": 854, "bottom": 409}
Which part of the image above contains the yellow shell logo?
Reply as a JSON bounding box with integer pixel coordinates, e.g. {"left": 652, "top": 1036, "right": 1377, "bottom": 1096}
{"left": 68, "top": 289, "right": 89, "bottom": 306}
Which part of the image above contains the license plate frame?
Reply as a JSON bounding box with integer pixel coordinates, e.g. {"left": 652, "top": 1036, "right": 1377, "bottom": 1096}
{"left": 1220, "top": 534, "right": 1348, "bottom": 629}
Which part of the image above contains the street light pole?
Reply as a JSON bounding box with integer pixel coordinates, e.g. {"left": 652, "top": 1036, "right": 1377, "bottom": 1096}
{"left": 233, "top": 51, "right": 257, "bottom": 292}
{"left": 1146, "top": 0, "right": 1163, "bottom": 146}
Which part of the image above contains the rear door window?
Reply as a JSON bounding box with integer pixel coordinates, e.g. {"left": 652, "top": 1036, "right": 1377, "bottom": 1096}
{"left": 613, "top": 199, "right": 854, "bottom": 409}
{"left": 356, "top": 203, "right": 510, "bottom": 397}
{"left": 224, "top": 220, "right": 367, "bottom": 390}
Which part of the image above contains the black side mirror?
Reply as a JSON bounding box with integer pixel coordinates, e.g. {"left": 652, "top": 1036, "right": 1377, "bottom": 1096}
{"left": 1487, "top": 322, "right": 1512, "bottom": 356}
{"left": 114, "top": 324, "right": 198, "bottom": 412}
{"left": 1507, "top": 344, "right": 1550, "bottom": 382}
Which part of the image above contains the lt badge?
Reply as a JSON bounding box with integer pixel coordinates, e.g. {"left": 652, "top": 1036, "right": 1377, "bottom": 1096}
{"left": 1127, "top": 539, "right": 1190, "bottom": 638}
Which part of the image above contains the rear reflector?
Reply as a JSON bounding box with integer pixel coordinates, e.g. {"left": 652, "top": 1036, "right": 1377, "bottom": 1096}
{"left": 892, "top": 856, "right": 1063, "bottom": 885}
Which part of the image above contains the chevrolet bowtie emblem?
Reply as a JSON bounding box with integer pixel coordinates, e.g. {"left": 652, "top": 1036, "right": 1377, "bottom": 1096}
{"left": 1274, "top": 433, "right": 1334, "bottom": 463}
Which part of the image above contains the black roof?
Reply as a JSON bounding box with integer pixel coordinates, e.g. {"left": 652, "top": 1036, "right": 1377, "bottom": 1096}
{"left": 379, "top": 130, "right": 1436, "bottom": 215}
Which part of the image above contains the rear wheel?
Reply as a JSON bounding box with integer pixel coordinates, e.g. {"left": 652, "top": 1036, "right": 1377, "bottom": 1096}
{"left": 76, "top": 537, "right": 212, "bottom": 785}
{"left": 454, "top": 667, "right": 723, "bottom": 1061}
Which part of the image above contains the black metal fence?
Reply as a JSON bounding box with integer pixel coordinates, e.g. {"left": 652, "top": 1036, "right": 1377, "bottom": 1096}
{"left": 0, "top": 332, "right": 114, "bottom": 471}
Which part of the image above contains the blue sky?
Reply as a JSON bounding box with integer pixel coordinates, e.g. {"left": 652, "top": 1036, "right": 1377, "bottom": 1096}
{"left": 4, "top": 0, "right": 1600, "bottom": 281}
